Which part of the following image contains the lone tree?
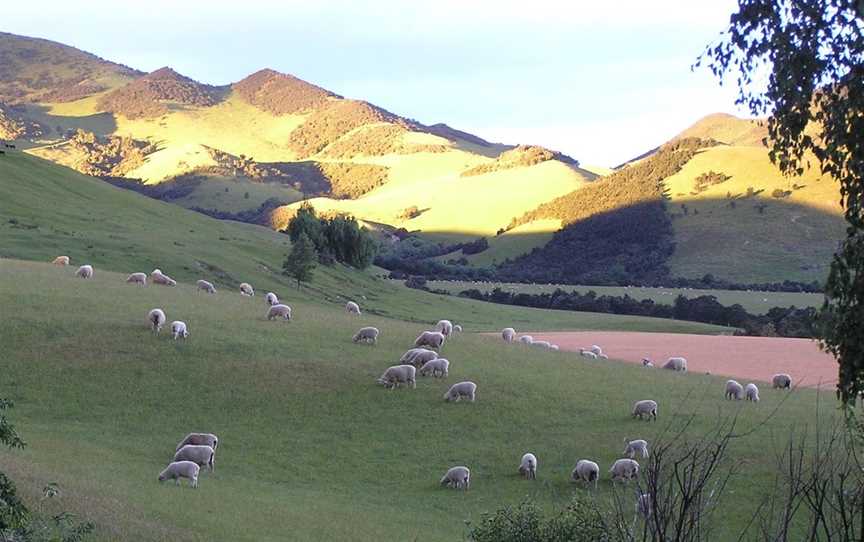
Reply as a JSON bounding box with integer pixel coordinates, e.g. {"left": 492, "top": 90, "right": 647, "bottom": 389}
{"left": 283, "top": 232, "right": 318, "bottom": 288}
{"left": 699, "top": 0, "right": 864, "bottom": 403}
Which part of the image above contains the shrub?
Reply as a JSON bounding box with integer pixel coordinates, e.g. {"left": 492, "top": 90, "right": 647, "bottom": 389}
{"left": 468, "top": 498, "right": 612, "bottom": 542}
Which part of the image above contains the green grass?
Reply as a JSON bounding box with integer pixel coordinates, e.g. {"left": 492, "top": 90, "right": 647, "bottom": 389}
{"left": 169, "top": 176, "right": 304, "bottom": 214}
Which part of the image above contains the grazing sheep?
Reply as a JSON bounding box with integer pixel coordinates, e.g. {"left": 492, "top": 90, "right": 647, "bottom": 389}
{"left": 266, "top": 304, "right": 292, "bottom": 321}
{"left": 174, "top": 444, "right": 215, "bottom": 472}
{"left": 642, "top": 358, "right": 655, "bottom": 368}
{"left": 532, "top": 340, "right": 552, "bottom": 349}
{"left": 590, "top": 345, "right": 603, "bottom": 356}
{"left": 158, "top": 461, "right": 200, "bottom": 488}
{"left": 453, "top": 324, "right": 463, "bottom": 333}
{"left": 444, "top": 381, "right": 477, "bottom": 402}
{"left": 376, "top": 365, "right": 416, "bottom": 389}
{"left": 609, "top": 458, "right": 640, "bottom": 481}
{"left": 151, "top": 270, "right": 176, "bottom": 286}
{"left": 632, "top": 400, "right": 658, "bottom": 421}
{"left": 346, "top": 301, "right": 361, "bottom": 315}
{"left": 75, "top": 264, "right": 93, "bottom": 279}
{"left": 126, "top": 272, "right": 147, "bottom": 286}
{"left": 571, "top": 460, "right": 600, "bottom": 488}
{"left": 502, "top": 328, "right": 516, "bottom": 342}
{"left": 725, "top": 379, "right": 744, "bottom": 400}
{"left": 414, "top": 331, "right": 445, "bottom": 350}
{"left": 265, "top": 292, "right": 279, "bottom": 306}
{"left": 402, "top": 348, "right": 438, "bottom": 368}
{"left": 419, "top": 358, "right": 449, "bottom": 378}
{"left": 171, "top": 321, "right": 189, "bottom": 340}
{"left": 52, "top": 256, "right": 70, "bottom": 266}
{"left": 624, "top": 439, "right": 650, "bottom": 459}
{"left": 519, "top": 453, "right": 538, "bottom": 480}
{"left": 352, "top": 326, "right": 379, "bottom": 345}
{"left": 745, "top": 383, "right": 760, "bottom": 402}
{"left": 580, "top": 350, "right": 599, "bottom": 359}
{"left": 436, "top": 319, "right": 454, "bottom": 337}
{"left": 175, "top": 433, "right": 218, "bottom": 452}
{"left": 772, "top": 373, "right": 792, "bottom": 390}
{"left": 440, "top": 466, "right": 470, "bottom": 490}
{"left": 519, "top": 335, "right": 534, "bottom": 345}
{"left": 663, "top": 357, "right": 688, "bottom": 372}
{"left": 239, "top": 282, "right": 255, "bottom": 297}
{"left": 147, "top": 308, "right": 166, "bottom": 333}
{"left": 196, "top": 279, "right": 216, "bottom": 294}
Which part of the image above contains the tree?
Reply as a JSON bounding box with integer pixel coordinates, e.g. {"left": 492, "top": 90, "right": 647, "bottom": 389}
{"left": 698, "top": 0, "right": 864, "bottom": 403}
{"left": 283, "top": 232, "right": 318, "bottom": 288}
{"left": 286, "top": 203, "right": 324, "bottom": 250}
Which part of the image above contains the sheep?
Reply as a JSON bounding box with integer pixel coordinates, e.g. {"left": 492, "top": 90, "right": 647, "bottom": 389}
{"left": 414, "top": 331, "right": 445, "bottom": 350}
{"left": 440, "top": 466, "right": 470, "bottom": 490}
{"left": 196, "top": 279, "right": 216, "bottom": 294}
{"left": 444, "top": 381, "right": 477, "bottom": 402}
{"left": 376, "top": 365, "right": 416, "bottom": 389}
{"left": 632, "top": 400, "right": 658, "bottom": 421}
{"left": 175, "top": 433, "right": 218, "bottom": 452}
{"left": 352, "top": 326, "right": 379, "bottom": 345}
{"left": 772, "top": 373, "right": 792, "bottom": 390}
{"left": 502, "top": 327, "right": 516, "bottom": 342}
{"left": 147, "top": 308, "right": 166, "bottom": 333}
{"left": 598, "top": 353, "right": 609, "bottom": 360}
{"left": 265, "top": 292, "right": 279, "bottom": 306}
{"left": 52, "top": 256, "right": 70, "bottom": 266}
{"left": 239, "top": 282, "right": 255, "bottom": 297}
{"left": 419, "top": 358, "right": 449, "bottom": 378}
{"left": 745, "top": 383, "right": 760, "bottom": 402}
{"left": 580, "top": 350, "right": 598, "bottom": 359}
{"left": 453, "top": 324, "right": 463, "bottom": 333}
{"left": 519, "top": 453, "right": 538, "bottom": 480}
{"left": 549, "top": 344, "right": 560, "bottom": 351}
{"left": 158, "top": 461, "right": 200, "bottom": 488}
{"left": 151, "top": 270, "right": 176, "bottom": 286}
{"left": 624, "top": 439, "right": 650, "bottom": 459}
{"left": 519, "top": 335, "right": 534, "bottom": 345}
{"left": 171, "top": 321, "right": 189, "bottom": 340}
{"left": 346, "top": 301, "right": 361, "bottom": 315}
{"left": 401, "top": 348, "right": 438, "bottom": 368}
{"left": 663, "top": 356, "right": 688, "bottom": 372}
{"left": 590, "top": 345, "right": 603, "bottom": 356}
{"left": 127, "top": 272, "right": 147, "bottom": 286}
{"left": 75, "top": 264, "right": 93, "bottom": 279}
{"left": 531, "top": 340, "right": 552, "bottom": 349}
{"left": 571, "top": 460, "right": 600, "bottom": 488}
{"left": 266, "top": 304, "right": 292, "bottom": 321}
{"left": 725, "top": 379, "right": 743, "bottom": 400}
{"left": 173, "top": 444, "right": 215, "bottom": 472}
{"left": 436, "top": 319, "right": 454, "bottom": 337}
{"left": 609, "top": 458, "right": 640, "bottom": 481}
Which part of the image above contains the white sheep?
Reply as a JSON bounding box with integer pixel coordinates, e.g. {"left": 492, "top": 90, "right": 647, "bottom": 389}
{"left": 436, "top": 319, "right": 454, "bottom": 337}
{"left": 171, "top": 321, "right": 189, "bottom": 340}
{"left": 590, "top": 345, "right": 603, "bottom": 356}
{"left": 502, "top": 328, "right": 516, "bottom": 342}
{"left": 725, "top": 379, "right": 743, "bottom": 400}
{"left": 549, "top": 344, "right": 559, "bottom": 351}
{"left": 642, "top": 358, "right": 655, "bottom": 368}
{"left": 580, "top": 350, "right": 598, "bottom": 359}
{"left": 126, "top": 272, "right": 147, "bottom": 286}
{"left": 444, "top": 381, "right": 477, "bottom": 402}
{"left": 745, "top": 383, "right": 760, "bottom": 402}
{"left": 265, "top": 292, "right": 279, "bottom": 306}
{"left": 531, "top": 340, "right": 552, "bottom": 349}
{"left": 75, "top": 264, "right": 93, "bottom": 279}
{"left": 519, "top": 335, "right": 534, "bottom": 345}
{"left": 147, "top": 308, "right": 166, "bottom": 333}
{"left": 440, "top": 466, "right": 470, "bottom": 490}
{"left": 346, "top": 301, "right": 361, "bottom": 315}
{"left": 624, "top": 439, "right": 650, "bottom": 459}
{"left": 419, "top": 358, "right": 449, "bottom": 378}
{"left": 598, "top": 353, "right": 609, "bottom": 360}
{"left": 196, "top": 279, "right": 216, "bottom": 294}
{"left": 158, "top": 460, "right": 200, "bottom": 488}
{"left": 239, "top": 282, "right": 255, "bottom": 297}
{"left": 453, "top": 324, "right": 463, "bottom": 333}
{"left": 663, "top": 357, "right": 688, "bottom": 372}
{"left": 414, "top": 331, "right": 445, "bottom": 350}
{"left": 519, "top": 453, "right": 538, "bottom": 480}
{"left": 52, "top": 256, "right": 70, "bottom": 266}
{"left": 352, "top": 326, "right": 379, "bottom": 345}
{"left": 772, "top": 373, "right": 792, "bottom": 390}
{"left": 266, "top": 304, "right": 292, "bottom": 321}
{"left": 376, "top": 365, "right": 416, "bottom": 389}
{"left": 609, "top": 458, "right": 640, "bottom": 481}
{"left": 571, "top": 460, "right": 600, "bottom": 488}
{"left": 175, "top": 433, "right": 219, "bottom": 452}
{"left": 173, "top": 444, "right": 215, "bottom": 472}
{"left": 632, "top": 400, "right": 658, "bottom": 421}
{"left": 402, "top": 348, "right": 438, "bottom": 368}
{"left": 151, "top": 270, "right": 176, "bottom": 286}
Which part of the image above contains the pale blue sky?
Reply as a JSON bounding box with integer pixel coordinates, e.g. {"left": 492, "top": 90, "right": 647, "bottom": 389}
{"left": 3, "top": 0, "right": 748, "bottom": 166}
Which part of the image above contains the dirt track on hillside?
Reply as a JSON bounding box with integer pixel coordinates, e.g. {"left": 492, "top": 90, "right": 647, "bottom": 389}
{"left": 529, "top": 331, "right": 837, "bottom": 388}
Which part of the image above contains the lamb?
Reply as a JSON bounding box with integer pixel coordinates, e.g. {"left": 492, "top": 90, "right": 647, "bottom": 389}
{"left": 502, "top": 328, "right": 516, "bottom": 342}
{"left": 519, "top": 453, "right": 538, "bottom": 480}
{"left": 609, "top": 458, "right": 640, "bottom": 481}
{"left": 419, "top": 358, "right": 449, "bottom": 378}
{"left": 436, "top": 319, "right": 454, "bottom": 337}
{"left": 147, "top": 308, "right": 167, "bottom": 333}
{"left": 171, "top": 321, "right": 189, "bottom": 340}
{"left": 75, "top": 264, "right": 93, "bottom": 279}
{"left": 772, "top": 373, "right": 792, "bottom": 390}
{"left": 519, "top": 335, "right": 534, "bottom": 345}
{"left": 352, "top": 326, "right": 379, "bottom": 344}
{"left": 632, "top": 400, "right": 658, "bottom": 421}
{"left": 571, "top": 460, "right": 600, "bottom": 488}
{"left": 158, "top": 461, "right": 200, "bottom": 488}
{"left": 725, "top": 379, "right": 744, "bottom": 400}
{"left": 239, "top": 282, "right": 255, "bottom": 297}
{"left": 52, "top": 256, "right": 70, "bottom": 266}
{"left": 196, "top": 279, "right": 216, "bottom": 294}
{"left": 624, "top": 439, "right": 650, "bottom": 459}
{"left": 376, "top": 365, "right": 416, "bottom": 389}
{"left": 581, "top": 350, "right": 598, "bottom": 359}
{"left": 401, "top": 348, "right": 438, "bottom": 368}
{"left": 175, "top": 432, "right": 219, "bottom": 452}
{"left": 531, "top": 340, "right": 552, "bottom": 349}
{"left": 444, "top": 381, "right": 477, "bottom": 402}
{"left": 173, "top": 444, "right": 215, "bottom": 472}
{"left": 440, "top": 466, "right": 470, "bottom": 490}
{"left": 745, "top": 383, "right": 760, "bottom": 402}
{"left": 453, "top": 324, "right": 463, "bottom": 333}
{"left": 346, "top": 301, "right": 361, "bottom": 315}
{"left": 265, "top": 292, "right": 279, "bottom": 306}
{"left": 266, "top": 304, "right": 292, "bottom": 321}
{"left": 126, "top": 272, "right": 147, "bottom": 286}
{"left": 642, "top": 358, "right": 655, "bottom": 368}
{"left": 663, "top": 356, "right": 688, "bottom": 372}
{"left": 414, "top": 331, "right": 445, "bottom": 350}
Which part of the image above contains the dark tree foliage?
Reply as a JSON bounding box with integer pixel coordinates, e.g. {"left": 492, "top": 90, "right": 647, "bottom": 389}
{"left": 285, "top": 204, "right": 377, "bottom": 269}
{"left": 282, "top": 232, "right": 318, "bottom": 287}
{"left": 468, "top": 498, "right": 612, "bottom": 542}
{"left": 0, "top": 399, "right": 26, "bottom": 531}
{"left": 286, "top": 203, "right": 325, "bottom": 249}
{"left": 698, "top": 0, "right": 864, "bottom": 402}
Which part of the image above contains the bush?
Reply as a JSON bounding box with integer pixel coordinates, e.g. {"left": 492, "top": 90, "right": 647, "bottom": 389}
{"left": 468, "top": 498, "right": 612, "bottom": 542}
